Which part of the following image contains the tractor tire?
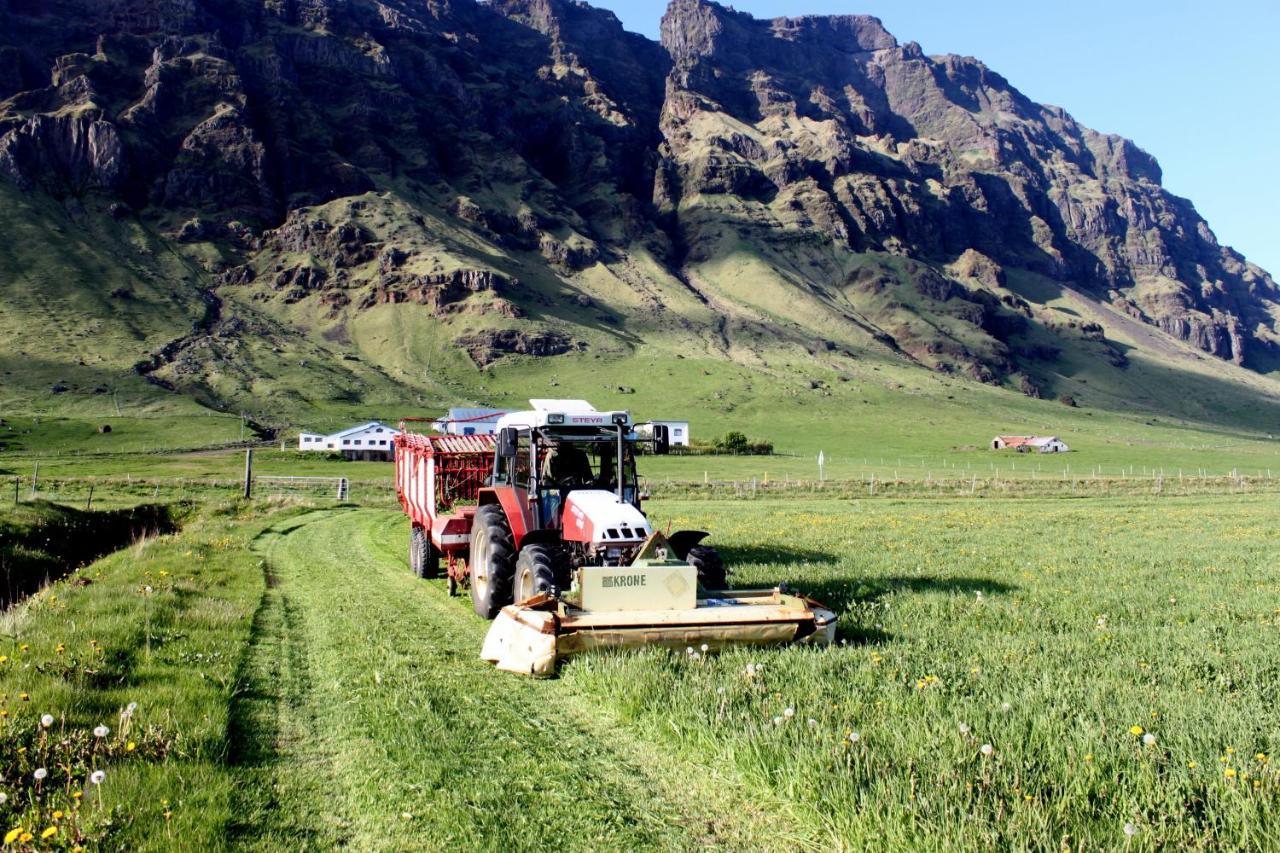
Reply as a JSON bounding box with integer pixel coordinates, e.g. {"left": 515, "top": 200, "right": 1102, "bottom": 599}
{"left": 513, "top": 544, "right": 566, "bottom": 604}
{"left": 687, "top": 544, "right": 727, "bottom": 591}
{"left": 469, "top": 504, "right": 516, "bottom": 619}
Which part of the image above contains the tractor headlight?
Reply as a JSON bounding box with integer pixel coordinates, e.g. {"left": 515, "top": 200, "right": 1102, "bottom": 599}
{"left": 548, "top": 413, "right": 565, "bottom": 425}
{"left": 611, "top": 413, "right": 628, "bottom": 426}
{"left": 606, "top": 547, "right": 623, "bottom": 560}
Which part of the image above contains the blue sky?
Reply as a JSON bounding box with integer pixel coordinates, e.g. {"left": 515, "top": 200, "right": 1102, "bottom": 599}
{"left": 589, "top": 0, "right": 1280, "bottom": 276}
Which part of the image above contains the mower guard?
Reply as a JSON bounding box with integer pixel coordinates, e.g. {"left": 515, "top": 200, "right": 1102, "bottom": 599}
{"left": 481, "top": 589, "right": 837, "bottom": 677}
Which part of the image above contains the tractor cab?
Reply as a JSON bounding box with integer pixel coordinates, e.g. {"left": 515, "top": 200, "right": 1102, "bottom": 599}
{"left": 491, "top": 400, "right": 667, "bottom": 565}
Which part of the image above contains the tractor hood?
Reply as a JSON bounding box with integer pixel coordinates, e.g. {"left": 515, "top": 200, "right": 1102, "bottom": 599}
{"left": 561, "top": 490, "right": 652, "bottom": 544}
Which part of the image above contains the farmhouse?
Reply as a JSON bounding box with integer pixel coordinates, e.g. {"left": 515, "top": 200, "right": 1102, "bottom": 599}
{"left": 991, "top": 435, "right": 1070, "bottom": 453}
{"left": 298, "top": 421, "right": 400, "bottom": 460}
{"left": 434, "top": 407, "right": 507, "bottom": 436}
{"left": 635, "top": 419, "right": 691, "bottom": 447}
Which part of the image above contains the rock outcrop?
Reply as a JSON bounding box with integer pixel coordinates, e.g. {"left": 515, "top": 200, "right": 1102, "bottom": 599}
{"left": 0, "top": 0, "right": 1276, "bottom": 379}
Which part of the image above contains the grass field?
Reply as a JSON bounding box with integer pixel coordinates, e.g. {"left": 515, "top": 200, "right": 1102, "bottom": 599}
{"left": 1, "top": 492, "right": 1275, "bottom": 849}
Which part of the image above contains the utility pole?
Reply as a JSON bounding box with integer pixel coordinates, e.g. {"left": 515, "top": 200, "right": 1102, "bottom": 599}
{"left": 243, "top": 448, "right": 254, "bottom": 499}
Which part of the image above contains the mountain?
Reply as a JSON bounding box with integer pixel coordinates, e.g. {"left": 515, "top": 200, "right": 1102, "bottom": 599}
{"left": 1, "top": 0, "right": 1279, "bottom": 431}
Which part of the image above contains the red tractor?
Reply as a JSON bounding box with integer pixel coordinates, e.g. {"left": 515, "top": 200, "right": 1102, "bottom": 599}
{"left": 395, "top": 399, "right": 722, "bottom": 617}
{"left": 396, "top": 399, "right": 835, "bottom": 675}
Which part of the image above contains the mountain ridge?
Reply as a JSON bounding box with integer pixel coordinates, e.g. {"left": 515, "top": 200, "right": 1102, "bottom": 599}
{"left": 0, "top": 0, "right": 1278, "bottom": 429}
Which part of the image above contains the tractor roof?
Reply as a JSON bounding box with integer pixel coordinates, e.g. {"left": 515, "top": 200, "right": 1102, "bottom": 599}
{"left": 496, "top": 399, "right": 631, "bottom": 431}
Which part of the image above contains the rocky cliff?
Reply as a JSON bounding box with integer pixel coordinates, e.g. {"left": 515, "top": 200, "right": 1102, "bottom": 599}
{"left": 0, "top": 0, "right": 1276, "bottom": 409}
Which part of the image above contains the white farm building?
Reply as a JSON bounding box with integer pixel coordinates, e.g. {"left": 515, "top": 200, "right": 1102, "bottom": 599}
{"left": 990, "top": 435, "right": 1070, "bottom": 453}
{"left": 635, "top": 419, "right": 691, "bottom": 448}
{"left": 298, "top": 421, "right": 400, "bottom": 461}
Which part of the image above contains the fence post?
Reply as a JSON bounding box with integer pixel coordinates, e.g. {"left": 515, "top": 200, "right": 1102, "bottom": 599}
{"left": 85, "top": 485, "right": 94, "bottom": 511}
{"left": 30, "top": 462, "right": 38, "bottom": 499}
{"left": 243, "top": 448, "right": 254, "bottom": 499}
{"left": 12, "top": 477, "right": 18, "bottom": 506}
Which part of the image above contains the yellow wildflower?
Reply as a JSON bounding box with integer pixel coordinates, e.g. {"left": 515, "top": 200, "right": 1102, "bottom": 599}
{"left": 4, "top": 828, "right": 22, "bottom": 845}
{"left": 41, "top": 827, "right": 57, "bottom": 840}
{"left": 1084, "top": 754, "right": 1093, "bottom": 762}
{"left": 1188, "top": 761, "right": 1198, "bottom": 769}
{"left": 51, "top": 811, "right": 63, "bottom": 821}
{"left": 1225, "top": 768, "right": 1237, "bottom": 778}
{"left": 18, "top": 833, "right": 32, "bottom": 844}
{"left": 126, "top": 741, "right": 136, "bottom": 752}
{"left": 1129, "top": 726, "right": 1144, "bottom": 736}
{"left": 18, "top": 645, "right": 27, "bottom": 652}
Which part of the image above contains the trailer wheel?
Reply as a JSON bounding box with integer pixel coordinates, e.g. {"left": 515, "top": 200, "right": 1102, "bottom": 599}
{"left": 688, "top": 544, "right": 727, "bottom": 591}
{"left": 513, "top": 545, "right": 564, "bottom": 604}
{"left": 409, "top": 524, "right": 441, "bottom": 580}
{"left": 470, "top": 504, "right": 516, "bottom": 619}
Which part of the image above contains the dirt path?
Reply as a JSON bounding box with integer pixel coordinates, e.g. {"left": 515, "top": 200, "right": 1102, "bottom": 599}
{"left": 229, "top": 508, "right": 811, "bottom": 851}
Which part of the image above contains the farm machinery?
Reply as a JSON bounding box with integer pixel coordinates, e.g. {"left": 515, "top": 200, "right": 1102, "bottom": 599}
{"left": 394, "top": 400, "right": 835, "bottom": 676}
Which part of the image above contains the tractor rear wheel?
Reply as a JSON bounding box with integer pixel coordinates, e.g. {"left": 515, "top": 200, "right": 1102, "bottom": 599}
{"left": 513, "top": 544, "right": 566, "bottom": 603}
{"left": 469, "top": 504, "right": 516, "bottom": 619}
{"left": 409, "top": 524, "right": 441, "bottom": 580}
{"left": 688, "top": 544, "right": 727, "bottom": 591}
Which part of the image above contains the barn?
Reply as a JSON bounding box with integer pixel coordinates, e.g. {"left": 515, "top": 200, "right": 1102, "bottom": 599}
{"left": 434, "top": 408, "right": 507, "bottom": 436}
{"left": 635, "top": 419, "right": 691, "bottom": 447}
{"left": 298, "top": 421, "right": 400, "bottom": 460}
{"left": 991, "top": 435, "right": 1070, "bottom": 453}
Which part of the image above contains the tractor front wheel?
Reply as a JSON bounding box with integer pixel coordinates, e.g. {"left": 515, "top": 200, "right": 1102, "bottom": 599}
{"left": 469, "top": 504, "right": 516, "bottom": 619}
{"left": 513, "top": 545, "right": 566, "bottom": 604}
{"left": 688, "top": 544, "right": 727, "bottom": 591}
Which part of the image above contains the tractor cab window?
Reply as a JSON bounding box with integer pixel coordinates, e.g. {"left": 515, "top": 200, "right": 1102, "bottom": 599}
{"left": 513, "top": 430, "right": 532, "bottom": 489}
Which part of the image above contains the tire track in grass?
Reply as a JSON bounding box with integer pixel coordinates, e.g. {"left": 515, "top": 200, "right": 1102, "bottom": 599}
{"left": 233, "top": 508, "right": 807, "bottom": 850}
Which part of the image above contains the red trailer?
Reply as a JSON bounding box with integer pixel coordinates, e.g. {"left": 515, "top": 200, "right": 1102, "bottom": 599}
{"left": 395, "top": 424, "right": 496, "bottom": 595}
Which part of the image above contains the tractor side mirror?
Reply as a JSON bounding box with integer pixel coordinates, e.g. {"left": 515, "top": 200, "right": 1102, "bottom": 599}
{"left": 653, "top": 424, "right": 670, "bottom": 455}
{"left": 497, "top": 427, "right": 519, "bottom": 459}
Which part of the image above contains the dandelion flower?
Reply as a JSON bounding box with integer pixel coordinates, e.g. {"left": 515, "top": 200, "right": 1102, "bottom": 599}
{"left": 1084, "top": 754, "right": 1093, "bottom": 762}
{"left": 685, "top": 646, "right": 694, "bottom": 656}
{"left": 980, "top": 743, "right": 994, "bottom": 756}
{"left": 1143, "top": 733, "right": 1156, "bottom": 746}
{"left": 1224, "top": 768, "right": 1237, "bottom": 779}
{"left": 93, "top": 725, "right": 109, "bottom": 738}
{"left": 40, "top": 714, "right": 54, "bottom": 728}
{"left": 51, "top": 811, "right": 62, "bottom": 821}
{"left": 772, "top": 716, "right": 784, "bottom": 726}
{"left": 1000, "top": 702, "right": 1011, "bottom": 713}
{"left": 41, "top": 827, "right": 56, "bottom": 840}
{"left": 783, "top": 707, "right": 795, "bottom": 719}
{"left": 18, "top": 833, "right": 31, "bottom": 845}
{"left": 807, "top": 718, "right": 818, "bottom": 727}
{"left": 848, "top": 731, "right": 861, "bottom": 743}
{"left": 33, "top": 768, "right": 47, "bottom": 781}
{"left": 1188, "top": 761, "right": 1198, "bottom": 769}
{"left": 959, "top": 723, "right": 971, "bottom": 735}
{"left": 700, "top": 644, "right": 709, "bottom": 653}
{"left": 2, "top": 829, "right": 19, "bottom": 845}
{"left": 89, "top": 770, "right": 105, "bottom": 785}
{"left": 1130, "top": 726, "right": 1145, "bottom": 737}
{"left": 1124, "top": 822, "right": 1137, "bottom": 837}
{"left": 0, "top": 793, "right": 6, "bottom": 805}
{"left": 126, "top": 702, "right": 138, "bottom": 714}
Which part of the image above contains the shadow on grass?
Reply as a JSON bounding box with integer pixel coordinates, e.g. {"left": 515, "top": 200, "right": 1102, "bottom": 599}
{"left": 792, "top": 575, "right": 1018, "bottom": 613}
{"left": 718, "top": 543, "right": 842, "bottom": 565}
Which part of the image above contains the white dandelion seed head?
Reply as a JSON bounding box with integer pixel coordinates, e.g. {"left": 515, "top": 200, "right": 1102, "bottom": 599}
{"left": 40, "top": 714, "right": 54, "bottom": 728}
{"left": 1123, "top": 822, "right": 1137, "bottom": 837}
{"left": 126, "top": 702, "right": 138, "bottom": 713}
{"left": 700, "top": 644, "right": 709, "bottom": 653}
{"left": 808, "top": 718, "right": 819, "bottom": 727}
{"left": 1000, "top": 702, "right": 1012, "bottom": 713}
{"left": 959, "top": 723, "right": 971, "bottom": 735}
{"left": 783, "top": 707, "right": 795, "bottom": 718}
{"left": 980, "top": 743, "right": 994, "bottom": 756}
{"left": 94, "top": 725, "right": 110, "bottom": 738}
{"left": 89, "top": 770, "right": 105, "bottom": 785}
{"left": 690, "top": 652, "right": 701, "bottom": 661}
{"left": 716, "top": 686, "right": 726, "bottom": 695}
{"left": 685, "top": 646, "right": 694, "bottom": 656}
{"left": 772, "top": 716, "right": 784, "bottom": 726}
{"left": 33, "top": 768, "right": 48, "bottom": 781}
{"left": 848, "top": 731, "right": 861, "bottom": 743}
{"left": 0, "top": 792, "right": 7, "bottom": 805}
{"left": 1143, "top": 733, "right": 1156, "bottom": 746}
